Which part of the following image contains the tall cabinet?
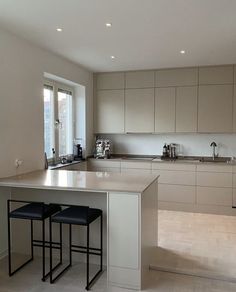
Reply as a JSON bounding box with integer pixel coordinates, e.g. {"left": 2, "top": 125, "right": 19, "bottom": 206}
{"left": 198, "top": 66, "right": 233, "bottom": 133}
{"left": 95, "top": 73, "right": 125, "bottom": 133}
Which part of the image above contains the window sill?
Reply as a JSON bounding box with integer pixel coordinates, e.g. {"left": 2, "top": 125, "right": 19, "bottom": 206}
{"left": 48, "top": 160, "right": 85, "bottom": 170}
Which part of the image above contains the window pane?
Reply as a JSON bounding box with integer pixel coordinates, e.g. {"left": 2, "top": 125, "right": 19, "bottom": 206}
{"left": 58, "top": 90, "right": 73, "bottom": 156}
{"left": 43, "top": 86, "right": 54, "bottom": 158}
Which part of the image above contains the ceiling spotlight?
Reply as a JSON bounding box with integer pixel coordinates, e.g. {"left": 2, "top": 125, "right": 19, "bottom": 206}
{"left": 56, "top": 28, "right": 62, "bottom": 32}
{"left": 180, "top": 50, "right": 186, "bottom": 54}
{"left": 106, "top": 23, "right": 112, "bottom": 27}
{"left": 111, "top": 55, "right": 115, "bottom": 59}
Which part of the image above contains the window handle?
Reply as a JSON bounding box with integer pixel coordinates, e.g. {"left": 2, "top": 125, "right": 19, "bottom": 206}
{"left": 55, "top": 119, "right": 62, "bottom": 129}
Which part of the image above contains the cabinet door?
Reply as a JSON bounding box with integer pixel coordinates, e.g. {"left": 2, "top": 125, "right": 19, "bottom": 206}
{"left": 125, "top": 71, "right": 155, "bottom": 88}
{"left": 155, "top": 68, "right": 198, "bottom": 87}
{"left": 96, "top": 72, "right": 125, "bottom": 90}
{"left": 96, "top": 90, "right": 124, "bottom": 133}
{"left": 233, "top": 85, "right": 236, "bottom": 132}
{"left": 198, "top": 85, "right": 233, "bottom": 133}
{"left": 199, "top": 65, "right": 233, "bottom": 85}
{"left": 155, "top": 87, "right": 175, "bottom": 133}
{"left": 176, "top": 86, "right": 197, "bottom": 132}
{"left": 197, "top": 186, "right": 232, "bottom": 206}
{"left": 125, "top": 88, "right": 154, "bottom": 133}
{"left": 158, "top": 184, "right": 195, "bottom": 204}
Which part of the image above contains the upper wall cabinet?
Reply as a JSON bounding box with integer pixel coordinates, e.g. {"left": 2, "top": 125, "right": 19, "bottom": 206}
{"left": 125, "top": 71, "right": 155, "bottom": 88}
{"left": 199, "top": 65, "right": 233, "bottom": 85}
{"left": 176, "top": 86, "right": 198, "bottom": 133}
{"left": 233, "top": 85, "right": 236, "bottom": 132}
{"left": 125, "top": 88, "right": 154, "bottom": 133}
{"left": 155, "top": 68, "right": 198, "bottom": 87}
{"left": 96, "top": 72, "right": 125, "bottom": 90}
{"left": 198, "top": 85, "right": 233, "bottom": 133}
{"left": 96, "top": 90, "right": 125, "bottom": 133}
{"left": 155, "top": 87, "right": 175, "bottom": 133}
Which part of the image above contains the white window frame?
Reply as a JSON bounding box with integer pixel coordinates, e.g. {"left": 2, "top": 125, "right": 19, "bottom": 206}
{"left": 44, "top": 79, "right": 75, "bottom": 161}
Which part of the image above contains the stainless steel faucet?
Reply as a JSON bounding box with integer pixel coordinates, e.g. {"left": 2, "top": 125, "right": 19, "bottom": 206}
{"left": 210, "top": 142, "right": 218, "bottom": 160}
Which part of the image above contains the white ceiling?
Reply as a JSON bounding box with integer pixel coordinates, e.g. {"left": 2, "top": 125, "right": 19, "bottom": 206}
{"left": 1, "top": 0, "right": 236, "bottom": 72}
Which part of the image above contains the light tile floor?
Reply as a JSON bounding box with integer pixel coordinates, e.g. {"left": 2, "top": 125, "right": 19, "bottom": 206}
{"left": 1, "top": 256, "right": 236, "bottom": 292}
{"left": 154, "top": 210, "right": 236, "bottom": 281}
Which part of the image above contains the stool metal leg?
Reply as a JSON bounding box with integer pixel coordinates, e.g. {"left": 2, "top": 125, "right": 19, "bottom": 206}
{"left": 7, "top": 205, "right": 34, "bottom": 276}
{"left": 86, "top": 224, "right": 90, "bottom": 290}
{"left": 31, "top": 220, "right": 34, "bottom": 260}
{"left": 42, "top": 219, "right": 45, "bottom": 281}
{"left": 50, "top": 223, "right": 72, "bottom": 283}
{"left": 85, "top": 213, "right": 103, "bottom": 290}
{"left": 100, "top": 214, "right": 103, "bottom": 271}
{"left": 69, "top": 224, "right": 72, "bottom": 266}
{"left": 60, "top": 223, "right": 62, "bottom": 264}
{"left": 49, "top": 216, "right": 52, "bottom": 283}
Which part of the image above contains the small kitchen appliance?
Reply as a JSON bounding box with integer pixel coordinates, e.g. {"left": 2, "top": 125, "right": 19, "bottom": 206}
{"left": 94, "top": 139, "right": 112, "bottom": 159}
{"left": 161, "top": 143, "right": 178, "bottom": 160}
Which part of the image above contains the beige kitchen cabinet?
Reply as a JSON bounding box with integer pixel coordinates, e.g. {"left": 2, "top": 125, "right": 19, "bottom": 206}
{"left": 121, "top": 160, "right": 152, "bottom": 174}
{"left": 155, "top": 87, "right": 175, "bottom": 133}
{"left": 233, "top": 189, "right": 236, "bottom": 206}
{"left": 152, "top": 162, "right": 196, "bottom": 171}
{"left": 198, "top": 85, "right": 233, "bottom": 133}
{"left": 125, "top": 71, "right": 155, "bottom": 88}
{"left": 96, "top": 90, "right": 124, "bottom": 133}
{"left": 197, "top": 164, "right": 232, "bottom": 173}
{"left": 125, "top": 88, "right": 154, "bottom": 133}
{"left": 233, "top": 85, "right": 236, "bottom": 132}
{"left": 153, "top": 169, "right": 195, "bottom": 186}
{"left": 197, "top": 186, "right": 232, "bottom": 206}
{"left": 176, "top": 86, "right": 198, "bottom": 132}
{"left": 197, "top": 172, "right": 232, "bottom": 188}
{"left": 155, "top": 67, "right": 198, "bottom": 87}
{"left": 158, "top": 184, "right": 195, "bottom": 204}
{"left": 87, "top": 159, "right": 121, "bottom": 172}
{"left": 96, "top": 72, "right": 125, "bottom": 90}
{"left": 199, "top": 65, "right": 233, "bottom": 85}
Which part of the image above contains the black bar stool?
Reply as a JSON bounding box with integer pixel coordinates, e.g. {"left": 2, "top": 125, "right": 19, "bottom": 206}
{"left": 49, "top": 204, "right": 103, "bottom": 290}
{"left": 7, "top": 199, "right": 61, "bottom": 281}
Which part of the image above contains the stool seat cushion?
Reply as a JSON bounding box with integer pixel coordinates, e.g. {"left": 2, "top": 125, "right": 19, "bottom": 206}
{"left": 10, "top": 203, "right": 61, "bottom": 220}
{"left": 51, "top": 206, "right": 102, "bottom": 225}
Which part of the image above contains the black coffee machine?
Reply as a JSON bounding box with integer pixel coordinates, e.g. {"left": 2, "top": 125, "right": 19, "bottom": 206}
{"left": 74, "top": 144, "right": 83, "bottom": 160}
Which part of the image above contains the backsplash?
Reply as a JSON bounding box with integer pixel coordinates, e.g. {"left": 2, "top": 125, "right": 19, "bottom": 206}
{"left": 100, "top": 134, "right": 236, "bottom": 157}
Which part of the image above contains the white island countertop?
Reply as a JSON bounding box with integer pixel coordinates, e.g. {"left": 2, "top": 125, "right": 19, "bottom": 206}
{"left": 0, "top": 170, "right": 158, "bottom": 193}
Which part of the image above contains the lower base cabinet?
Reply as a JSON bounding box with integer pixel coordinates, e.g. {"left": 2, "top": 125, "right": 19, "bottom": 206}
{"left": 88, "top": 159, "right": 236, "bottom": 215}
{"left": 197, "top": 186, "right": 232, "bottom": 206}
{"left": 159, "top": 184, "right": 195, "bottom": 204}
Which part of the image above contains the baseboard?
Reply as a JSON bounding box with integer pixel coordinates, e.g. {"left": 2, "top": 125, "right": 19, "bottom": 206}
{"left": 0, "top": 249, "right": 8, "bottom": 260}
{"left": 150, "top": 264, "right": 236, "bottom": 283}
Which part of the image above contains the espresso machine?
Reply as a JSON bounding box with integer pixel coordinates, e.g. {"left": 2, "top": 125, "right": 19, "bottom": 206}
{"left": 162, "top": 143, "right": 178, "bottom": 160}
{"left": 94, "top": 139, "right": 112, "bottom": 159}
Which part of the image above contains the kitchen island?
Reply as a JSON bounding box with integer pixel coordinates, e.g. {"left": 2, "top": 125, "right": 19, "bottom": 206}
{"left": 0, "top": 170, "right": 158, "bottom": 290}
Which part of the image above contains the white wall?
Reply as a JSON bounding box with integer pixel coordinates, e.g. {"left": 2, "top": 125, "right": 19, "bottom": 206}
{"left": 102, "top": 134, "right": 236, "bottom": 157}
{"left": 0, "top": 27, "right": 93, "bottom": 178}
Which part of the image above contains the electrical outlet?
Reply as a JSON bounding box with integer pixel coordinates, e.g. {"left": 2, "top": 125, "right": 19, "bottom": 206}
{"left": 15, "top": 159, "right": 23, "bottom": 168}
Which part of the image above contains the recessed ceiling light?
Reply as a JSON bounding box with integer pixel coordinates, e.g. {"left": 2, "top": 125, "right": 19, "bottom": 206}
{"left": 106, "top": 23, "right": 112, "bottom": 27}
{"left": 111, "top": 55, "right": 115, "bottom": 59}
{"left": 56, "top": 28, "right": 62, "bottom": 32}
{"left": 180, "top": 50, "right": 186, "bottom": 54}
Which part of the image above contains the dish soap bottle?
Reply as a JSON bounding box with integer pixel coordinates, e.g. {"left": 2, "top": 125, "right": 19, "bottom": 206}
{"left": 52, "top": 148, "right": 56, "bottom": 165}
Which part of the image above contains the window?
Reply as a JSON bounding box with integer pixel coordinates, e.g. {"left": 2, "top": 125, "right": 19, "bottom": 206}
{"left": 58, "top": 89, "right": 73, "bottom": 156}
{"left": 43, "top": 81, "right": 74, "bottom": 159}
{"left": 43, "top": 85, "right": 54, "bottom": 158}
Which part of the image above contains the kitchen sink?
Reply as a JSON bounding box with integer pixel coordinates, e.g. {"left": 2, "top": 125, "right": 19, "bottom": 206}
{"left": 199, "top": 157, "right": 230, "bottom": 163}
